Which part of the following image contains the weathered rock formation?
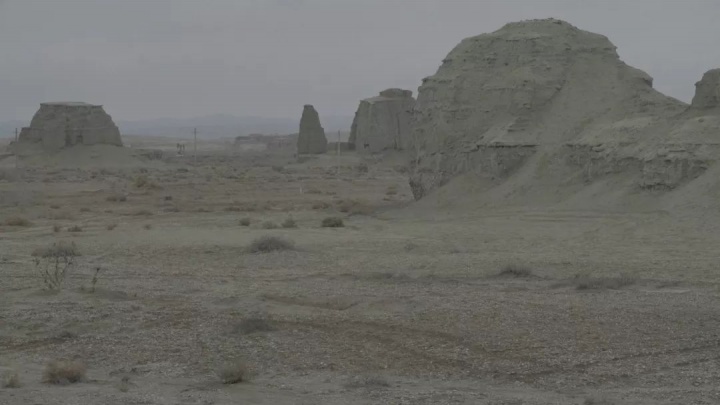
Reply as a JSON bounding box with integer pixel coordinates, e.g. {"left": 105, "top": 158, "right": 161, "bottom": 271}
{"left": 349, "top": 89, "right": 415, "bottom": 153}
{"left": 408, "top": 18, "right": 720, "bottom": 210}
{"left": 691, "top": 69, "right": 720, "bottom": 110}
{"left": 297, "top": 105, "right": 327, "bottom": 154}
{"left": 17, "top": 102, "right": 123, "bottom": 150}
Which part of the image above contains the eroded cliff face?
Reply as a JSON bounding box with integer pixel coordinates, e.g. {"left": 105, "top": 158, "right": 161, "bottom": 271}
{"left": 349, "top": 89, "right": 415, "bottom": 153}
{"left": 17, "top": 102, "right": 123, "bottom": 150}
{"left": 408, "top": 19, "right": 720, "bottom": 205}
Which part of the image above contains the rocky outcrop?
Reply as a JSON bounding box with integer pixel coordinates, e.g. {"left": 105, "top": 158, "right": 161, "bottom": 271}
{"left": 17, "top": 102, "right": 123, "bottom": 150}
{"left": 691, "top": 69, "right": 720, "bottom": 110}
{"left": 349, "top": 89, "right": 415, "bottom": 153}
{"left": 407, "top": 18, "right": 706, "bottom": 201}
{"left": 297, "top": 105, "right": 327, "bottom": 154}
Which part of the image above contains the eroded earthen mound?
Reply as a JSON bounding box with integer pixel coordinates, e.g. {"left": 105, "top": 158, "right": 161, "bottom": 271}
{"left": 349, "top": 89, "right": 415, "bottom": 153}
{"left": 408, "top": 18, "right": 720, "bottom": 213}
{"left": 297, "top": 105, "right": 327, "bottom": 154}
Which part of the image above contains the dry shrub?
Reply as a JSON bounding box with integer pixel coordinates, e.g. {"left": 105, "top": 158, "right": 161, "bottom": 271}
{"left": 4, "top": 217, "right": 32, "bottom": 227}
{"left": 143, "top": 224, "right": 152, "bottom": 230}
{"left": 385, "top": 185, "right": 399, "bottom": 196}
{"left": 224, "top": 206, "right": 242, "bottom": 212}
{"left": 133, "top": 174, "right": 159, "bottom": 189}
{"left": 574, "top": 275, "right": 637, "bottom": 290}
{"left": 337, "top": 199, "right": 373, "bottom": 215}
{"left": 32, "top": 241, "right": 80, "bottom": 290}
{"left": 53, "top": 224, "right": 62, "bottom": 233}
{"left": 106, "top": 194, "right": 127, "bottom": 202}
{"left": 248, "top": 235, "right": 294, "bottom": 253}
{"left": 306, "top": 188, "right": 322, "bottom": 194}
{"left": 236, "top": 317, "right": 274, "bottom": 334}
{"left": 2, "top": 372, "right": 21, "bottom": 388}
{"left": 312, "top": 201, "right": 330, "bottom": 210}
{"left": 343, "top": 375, "right": 390, "bottom": 389}
{"left": 217, "top": 360, "right": 248, "bottom": 384}
{"left": 106, "top": 223, "right": 118, "bottom": 230}
{"left": 321, "top": 217, "right": 344, "bottom": 228}
{"left": 239, "top": 217, "right": 251, "bottom": 226}
{"left": 163, "top": 206, "right": 180, "bottom": 213}
{"left": 356, "top": 162, "right": 369, "bottom": 174}
{"left": 42, "top": 360, "right": 86, "bottom": 384}
{"left": 498, "top": 264, "right": 533, "bottom": 278}
{"left": 281, "top": 218, "right": 297, "bottom": 229}
{"left": 132, "top": 209, "right": 153, "bottom": 216}
{"left": 261, "top": 221, "right": 278, "bottom": 229}
{"left": 67, "top": 225, "right": 83, "bottom": 233}
{"left": 50, "top": 204, "right": 61, "bottom": 209}
{"left": 79, "top": 207, "right": 91, "bottom": 213}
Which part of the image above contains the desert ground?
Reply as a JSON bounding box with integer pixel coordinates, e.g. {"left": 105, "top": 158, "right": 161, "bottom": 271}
{"left": 2, "top": 138, "right": 720, "bottom": 405}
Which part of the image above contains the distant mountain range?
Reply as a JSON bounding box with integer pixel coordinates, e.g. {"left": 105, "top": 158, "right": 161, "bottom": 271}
{"left": 0, "top": 114, "right": 354, "bottom": 139}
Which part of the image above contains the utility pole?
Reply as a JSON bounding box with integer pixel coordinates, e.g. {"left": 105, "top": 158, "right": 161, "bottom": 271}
{"left": 193, "top": 127, "right": 197, "bottom": 166}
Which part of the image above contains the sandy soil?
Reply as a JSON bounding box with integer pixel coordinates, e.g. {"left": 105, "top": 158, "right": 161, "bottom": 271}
{"left": 2, "top": 140, "right": 720, "bottom": 404}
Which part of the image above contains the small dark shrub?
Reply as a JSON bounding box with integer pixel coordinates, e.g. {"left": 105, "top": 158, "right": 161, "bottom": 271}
{"left": 67, "top": 225, "right": 83, "bottom": 233}
{"left": 321, "top": 217, "right": 344, "bottom": 228}
{"left": 4, "top": 217, "right": 31, "bottom": 227}
{"left": 281, "top": 218, "right": 297, "bottom": 228}
{"left": 498, "top": 264, "right": 533, "bottom": 278}
{"left": 217, "top": 360, "right": 248, "bottom": 384}
{"left": 239, "top": 217, "right": 251, "bottom": 226}
{"left": 42, "top": 360, "right": 86, "bottom": 384}
{"left": 248, "top": 236, "right": 294, "bottom": 253}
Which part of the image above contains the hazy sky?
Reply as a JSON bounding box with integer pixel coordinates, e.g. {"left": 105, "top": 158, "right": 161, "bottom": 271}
{"left": 1, "top": 0, "right": 718, "bottom": 122}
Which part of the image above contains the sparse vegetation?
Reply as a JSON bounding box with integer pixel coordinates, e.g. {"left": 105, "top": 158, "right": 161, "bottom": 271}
{"left": 217, "top": 360, "right": 248, "bottom": 384}
{"left": 356, "top": 162, "right": 369, "bottom": 174}
{"left": 2, "top": 372, "right": 21, "bottom": 388}
{"left": 31, "top": 241, "right": 80, "bottom": 290}
{"left": 312, "top": 201, "right": 330, "bottom": 210}
{"left": 133, "top": 174, "right": 159, "bottom": 189}
{"left": 239, "top": 217, "right": 251, "bottom": 226}
{"left": 337, "top": 199, "right": 373, "bottom": 215}
{"left": 143, "top": 224, "right": 152, "bottom": 230}
{"left": 106, "top": 194, "right": 127, "bottom": 202}
{"left": 248, "top": 235, "right": 294, "bottom": 253}
{"left": 89, "top": 267, "right": 101, "bottom": 293}
{"left": 574, "top": 275, "right": 637, "bottom": 290}
{"left": 498, "top": 264, "right": 533, "bottom": 278}
{"left": 343, "top": 375, "right": 390, "bottom": 389}
{"left": 106, "top": 223, "right": 118, "bottom": 230}
{"left": 132, "top": 209, "right": 153, "bottom": 216}
{"left": 281, "top": 217, "right": 297, "bottom": 228}
{"left": 53, "top": 224, "right": 62, "bottom": 233}
{"left": 4, "top": 216, "right": 32, "bottom": 227}
{"left": 42, "top": 360, "right": 86, "bottom": 384}
{"left": 67, "top": 225, "right": 83, "bottom": 232}
{"left": 321, "top": 216, "right": 344, "bottom": 228}
{"left": 236, "top": 317, "right": 274, "bottom": 334}
{"left": 261, "top": 221, "right": 279, "bottom": 229}
{"left": 79, "top": 207, "right": 91, "bottom": 212}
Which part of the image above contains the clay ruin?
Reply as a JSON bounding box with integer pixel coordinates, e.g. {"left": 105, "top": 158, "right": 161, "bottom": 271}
{"left": 349, "top": 89, "right": 415, "bottom": 153}
{"left": 408, "top": 19, "right": 720, "bottom": 204}
{"left": 17, "top": 102, "right": 123, "bottom": 150}
{"left": 297, "top": 105, "right": 327, "bottom": 154}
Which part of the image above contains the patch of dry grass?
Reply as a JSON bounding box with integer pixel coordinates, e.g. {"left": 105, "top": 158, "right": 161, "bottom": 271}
{"left": 106, "top": 223, "right": 118, "bottom": 231}
{"left": 42, "top": 360, "right": 86, "bottom": 385}
{"left": 53, "top": 224, "right": 62, "bottom": 233}
{"left": 321, "top": 216, "right": 344, "bottom": 228}
{"left": 239, "top": 217, "right": 251, "bottom": 226}
{"left": 248, "top": 235, "right": 294, "bottom": 253}
{"left": 2, "top": 371, "right": 21, "bottom": 388}
{"left": 67, "top": 225, "right": 83, "bottom": 233}
{"left": 261, "top": 221, "right": 278, "bottom": 229}
{"left": 217, "top": 360, "right": 248, "bottom": 384}
{"left": 281, "top": 217, "right": 297, "bottom": 229}
{"left": 106, "top": 194, "right": 127, "bottom": 202}
{"left": 4, "top": 216, "right": 32, "bottom": 227}
{"left": 498, "top": 264, "right": 533, "bottom": 278}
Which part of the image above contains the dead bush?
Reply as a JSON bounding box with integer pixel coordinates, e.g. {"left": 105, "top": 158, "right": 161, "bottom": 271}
{"left": 79, "top": 207, "right": 91, "bottom": 213}
{"left": 133, "top": 174, "right": 159, "bottom": 189}
{"left": 236, "top": 317, "right": 274, "bottom": 334}
{"left": 261, "top": 221, "right": 278, "bottom": 229}
{"left": 239, "top": 217, "right": 251, "bottom": 226}
{"left": 67, "top": 225, "right": 83, "bottom": 232}
{"left": 312, "top": 201, "right": 330, "bottom": 210}
{"left": 2, "top": 371, "right": 21, "bottom": 388}
{"left": 321, "top": 217, "right": 344, "bottom": 228}
{"left": 42, "top": 360, "right": 86, "bottom": 384}
{"left": 4, "top": 216, "right": 32, "bottom": 227}
{"left": 143, "top": 224, "right": 152, "bottom": 230}
{"left": 217, "top": 360, "right": 248, "bottom": 384}
{"left": 248, "top": 235, "right": 294, "bottom": 253}
{"left": 106, "top": 194, "right": 127, "bottom": 202}
{"left": 106, "top": 223, "right": 118, "bottom": 230}
{"left": 574, "top": 275, "right": 637, "bottom": 290}
{"left": 281, "top": 218, "right": 297, "bottom": 229}
{"left": 31, "top": 241, "right": 80, "bottom": 290}
{"left": 53, "top": 224, "right": 62, "bottom": 233}
{"left": 356, "top": 162, "right": 369, "bottom": 174}
{"left": 498, "top": 264, "right": 533, "bottom": 278}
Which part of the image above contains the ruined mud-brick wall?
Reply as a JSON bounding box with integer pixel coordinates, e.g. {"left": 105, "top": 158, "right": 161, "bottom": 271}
{"left": 18, "top": 102, "right": 123, "bottom": 150}
{"left": 297, "top": 105, "right": 327, "bottom": 154}
{"left": 349, "top": 89, "right": 415, "bottom": 153}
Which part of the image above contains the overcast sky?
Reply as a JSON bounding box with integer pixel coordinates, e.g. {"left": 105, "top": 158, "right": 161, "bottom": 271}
{"left": 1, "top": 0, "right": 718, "bottom": 123}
